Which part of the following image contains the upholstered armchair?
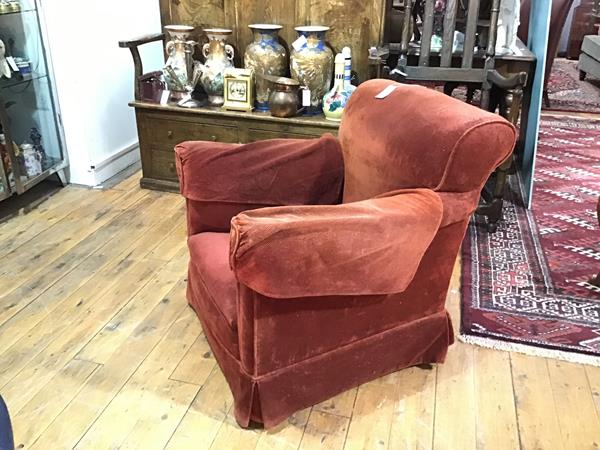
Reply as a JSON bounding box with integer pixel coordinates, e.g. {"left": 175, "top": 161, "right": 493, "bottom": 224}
{"left": 175, "top": 79, "right": 516, "bottom": 429}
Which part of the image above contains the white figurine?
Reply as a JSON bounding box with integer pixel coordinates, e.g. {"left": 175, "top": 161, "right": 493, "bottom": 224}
{"left": 0, "top": 39, "right": 12, "bottom": 79}
{"left": 496, "top": 0, "right": 520, "bottom": 54}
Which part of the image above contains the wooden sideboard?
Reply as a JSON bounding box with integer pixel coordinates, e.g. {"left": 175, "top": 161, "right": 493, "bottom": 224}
{"left": 131, "top": 101, "right": 339, "bottom": 192}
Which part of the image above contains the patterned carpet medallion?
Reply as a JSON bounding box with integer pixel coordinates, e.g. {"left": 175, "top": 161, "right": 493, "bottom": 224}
{"left": 545, "top": 58, "right": 600, "bottom": 114}
{"left": 461, "top": 115, "right": 600, "bottom": 364}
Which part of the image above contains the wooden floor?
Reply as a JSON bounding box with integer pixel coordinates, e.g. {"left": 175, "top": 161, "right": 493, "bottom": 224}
{"left": 0, "top": 172, "right": 599, "bottom": 450}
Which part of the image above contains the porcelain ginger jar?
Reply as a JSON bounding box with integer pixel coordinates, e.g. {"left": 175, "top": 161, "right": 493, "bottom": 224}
{"left": 244, "top": 24, "right": 287, "bottom": 111}
{"left": 163, "top": 25, "right": 196, "bottom": 99}
{"left": 290, "top": 26, "right": 333, "bottom": 114}
{"left": 198, "top": 28, "right": 235, "bottom": 106}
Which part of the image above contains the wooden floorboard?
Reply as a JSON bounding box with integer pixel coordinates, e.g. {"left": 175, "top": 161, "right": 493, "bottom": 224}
{"left": 1, "top": 170, "right": 597, "bottom": 450}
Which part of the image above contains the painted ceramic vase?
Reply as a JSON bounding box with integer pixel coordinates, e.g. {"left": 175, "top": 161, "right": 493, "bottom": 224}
{"left": 322, "top": 53, "right": 350, "bottom": 122}
{"left": 341, "top": 47, "right": 357, "bottom": 96}
{"left": 163, "top": 25, "right": 196, "bottom": 98}
{"left": 290, "top": 26, "right": 333, "bottom": 114}
{"left": 244, "top": 24, "right": 287, "bottom": 111}
{"left": 198, "top": 28, "right": 235, "bottom": 106}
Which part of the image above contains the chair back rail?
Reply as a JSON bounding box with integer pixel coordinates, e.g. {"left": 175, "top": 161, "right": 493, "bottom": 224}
{"left": 394, "top": 0, "right": 502, "bottom": 80}
{"left": 441, "top": 0, "right": 459, "bottom": 67}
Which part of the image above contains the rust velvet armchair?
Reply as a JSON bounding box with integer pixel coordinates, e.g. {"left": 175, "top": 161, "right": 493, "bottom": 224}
{"left": 175, "top": 79, "right": 516, "bottom": 429}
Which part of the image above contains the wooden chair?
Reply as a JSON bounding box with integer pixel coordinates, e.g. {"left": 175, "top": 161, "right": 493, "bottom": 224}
{"left": 380, "top": 0, "right": 527, "bottom": 231}
{"left": 390, "top": 0, "right": 500, "bottom": 110}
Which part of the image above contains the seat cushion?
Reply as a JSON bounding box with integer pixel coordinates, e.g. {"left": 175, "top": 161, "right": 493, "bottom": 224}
{"left": 188, "top": 232, "right": 239, "bottom": 358}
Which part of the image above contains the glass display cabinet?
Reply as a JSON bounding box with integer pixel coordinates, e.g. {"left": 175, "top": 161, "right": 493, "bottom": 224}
{"left": 0, "top": 0, "right": 66, "bottom": 201}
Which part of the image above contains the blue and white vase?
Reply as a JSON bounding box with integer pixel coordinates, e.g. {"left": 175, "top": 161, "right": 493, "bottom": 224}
{"left": 290, "top": 26, "right": 333, "bottom": 115}
{"left": 322, "top": 53, "right": 350, "bottom": 122}
{"left": 244, "top": 24, "right": 287, "bottom": 111}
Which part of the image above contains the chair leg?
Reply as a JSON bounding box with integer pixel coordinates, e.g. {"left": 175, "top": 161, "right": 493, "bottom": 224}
{"left": 466, "top": 86, "right": 476, "bottom": 104}
{"left": 476, "top": 158, "right": 512, "bottom": 233}
{"left": 443, "top": 82, "right": 459, "bottom": 97}
{"left": 543, "top": 90, "right": 551, "bottom": 108}
{"left": 590, "top": 273, "right": 600, "bottom": 288}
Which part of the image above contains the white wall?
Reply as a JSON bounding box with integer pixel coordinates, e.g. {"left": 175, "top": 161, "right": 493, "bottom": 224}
{"left": 41, "top": 0, "right": 164, "bottom": 186}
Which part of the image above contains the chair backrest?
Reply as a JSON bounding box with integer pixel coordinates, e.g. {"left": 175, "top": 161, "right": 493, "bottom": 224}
{"left": 338, "top": 79, "right": 516, "bottom": 203}
{"left": 391, "top": 0, "right": 500, "bottom": 85}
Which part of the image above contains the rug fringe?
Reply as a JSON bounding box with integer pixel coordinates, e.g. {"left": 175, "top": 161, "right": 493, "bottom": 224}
{"left": 458, "top": 333, "right": 600, "bottom": 367}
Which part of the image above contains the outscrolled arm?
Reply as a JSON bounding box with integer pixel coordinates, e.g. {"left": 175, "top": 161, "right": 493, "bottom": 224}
{"left": 175, "top": 135, "right": 344, "bottom": 235}
{"left": 229, "top": 189, "right": 444, "bottom": 298}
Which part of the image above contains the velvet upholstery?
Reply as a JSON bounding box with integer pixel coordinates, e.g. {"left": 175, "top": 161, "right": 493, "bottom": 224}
{"left": 176, "top": 79, "right": 516, "bottom": 429}
{"left": 230, "top": 189, "right": 443, "bottom": 298}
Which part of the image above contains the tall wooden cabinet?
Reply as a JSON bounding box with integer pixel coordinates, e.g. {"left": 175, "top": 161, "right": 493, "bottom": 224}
{"left": 0, "top": 0, "right": 67, "bottom": 202}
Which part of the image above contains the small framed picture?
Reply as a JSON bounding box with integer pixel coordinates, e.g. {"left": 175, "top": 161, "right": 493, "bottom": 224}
{"left": 223, "top": 68, "right": 254, "bottom": 112}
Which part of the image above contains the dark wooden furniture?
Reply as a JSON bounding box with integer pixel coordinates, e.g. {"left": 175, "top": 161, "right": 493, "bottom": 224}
{"left": 132, "top": 102, "right": 338, "bottom": 192}
{"left": 475, "top": 70, "right": 527, "bottom": 232}
{"left": 372, "top": 5, "right": 535, "bottom": 154}
{"left": 390, "top": 0, "right": 502, "bottom": 110}
{"left": 119, "top": 33, "right": 165, "bottom": 101}
{"left": 519, "top": 0, "right": 575, "bottom": 108}
{"left": 567, "top": 0, "right": 600, "bottom": 60}
{"left": 120, "top": 33, "right": 338, "bottom": 193}
{"left": 376, "top": 0, "right": 532, "bottom": 231}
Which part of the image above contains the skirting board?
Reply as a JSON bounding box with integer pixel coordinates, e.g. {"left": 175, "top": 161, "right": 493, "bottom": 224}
{"left": 89, "top": 142, "right": 140, "bottom": 186}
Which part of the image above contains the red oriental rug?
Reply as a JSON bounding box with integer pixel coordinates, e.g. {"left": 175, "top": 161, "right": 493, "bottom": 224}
{"left": 545, "top": 58, "right": 600, "bottom": 114}
{"left": 461, "top": 115, "right": 600, "bottom": 365}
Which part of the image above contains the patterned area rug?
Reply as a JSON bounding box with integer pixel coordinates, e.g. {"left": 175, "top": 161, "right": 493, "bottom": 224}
{"left": 461, "top": 115, "right": 600, "bottom": 364}
{"left": 545, "top": 58, "right": 600, "bottom": 113}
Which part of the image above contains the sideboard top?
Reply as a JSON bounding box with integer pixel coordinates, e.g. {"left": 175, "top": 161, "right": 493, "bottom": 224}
{"left": 130, "top": 101, "right": 340, "bottom": 129}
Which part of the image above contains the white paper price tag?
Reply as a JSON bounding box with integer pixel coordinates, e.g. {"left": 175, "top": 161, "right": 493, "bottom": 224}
{"left": 292, "top": 35, "right": 308, "bottom": 52}
{"left": 177, "top": 94, "right": 192, "bottom": 106}
{"left": 6, "top": 57, "right": 18, "bottom": 72}
{"left": 301, "top": 88, "right": 311, "bottom": 107}
{"left": 160, "top": 90, "right": 171, "bottom": 105}
{"left": 375, "top": 85, "right": 397, "bottom": 99}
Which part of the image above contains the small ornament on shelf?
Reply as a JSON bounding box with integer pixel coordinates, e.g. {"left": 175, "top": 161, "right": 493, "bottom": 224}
{"left": 20, "top": 143, "right": 42, "bottom": 177}
{"left": 341, "top": 47, "right": 356, "bottom": 97}
{"left": 7, "top": 0, "right": 20, "bottom": 12}
{"left": 222, "top": 68, "right": 254, "bottom": 112}
{"left": 322, "top": 53, "right": 350, "bottom": 122}
{"left": 0, "top": 39, "right": 13, "bottom": 79}
{"left": 29, "top": 127, "right": 46, "bottom": 165}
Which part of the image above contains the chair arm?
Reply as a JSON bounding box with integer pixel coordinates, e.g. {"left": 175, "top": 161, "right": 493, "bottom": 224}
{"left": 119, "top": 32, "right": 165, "bottom": 100}
{"left": 118, "top": 32, "right": 165, "bottom": 49}
{"left": 230, "top": 189, "right": 444, "bottom": 298}
{"left": 175, "top": 135, "right": 344, "bottom": 235}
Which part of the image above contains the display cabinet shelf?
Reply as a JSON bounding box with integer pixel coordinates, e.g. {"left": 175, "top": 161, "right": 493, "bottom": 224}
{"left": 0, "top": 0, "right": 67, "bottom": 200}
{"left": 0, "top": 73, "right": 46, "bottom": 89}
{"left": 0, "top": 9, "right": 36, "bottom": 16}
